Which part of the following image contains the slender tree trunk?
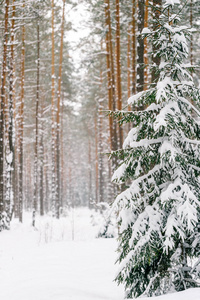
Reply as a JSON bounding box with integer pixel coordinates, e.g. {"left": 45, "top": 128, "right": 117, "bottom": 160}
{"left": 13, "top": 78, "right": 19, "bottom": 218}
{"left": 39, "top": 98, "right": 44, "bottom": 216}
{"left": 60, "top": 94, "right": 64, "bottom": 210}
{"left": 127, "top": 25, "right": 132, "bottom": 132}
{"left": 51, "top": 0, "right": 56, "bottom": 216}
{"left": 98, "top": 47, "right": 104, "bottom": 203}
{"left": 56, "top": 0, "right": 65, "bottom": 218}
{"left": 127, "top": 25, "right": 131, "bottom": 100}
{"left": 88, "top": 137, "right": 92, "bottom": 207}
{"left": 144, "top": 0, "right": 149, "bottom": 90}
{"left": 9, "top": 0, "right": 16, "bottom": 220}
{"left": 190, "top": 0, "right": 193, "bottom": 67}
{"left": 137, "top": 0, "right": 145, "bottom": 92}
{"left": 98, "top": 108, "right": 104, "bottom": 203}
{"left": 131, "top": 0, "right": 137, "bottom": 95}
{"left": 33, "top": 19, "right": 40, "bottom": 226}
{"left": 95, "top": 114, "right": 98, "bottom": 205}
{"left": 115, "top": 0, "right": 123, "bottom": 148}
{"left": 104, "top": 0, "right": 117, "bottom": 152}
{"left": 0, "top": 0, "right": 9, "bottom": 227}
{"left": 5, "top": 0, "right": 15, "bottom": 223}
{"left": 18, "top": 1, "right": 25, "bottom": 223}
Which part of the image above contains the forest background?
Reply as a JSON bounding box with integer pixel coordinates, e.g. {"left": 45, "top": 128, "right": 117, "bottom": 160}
{"left": 0, "top": 0, "right": 199, "bottom": 228}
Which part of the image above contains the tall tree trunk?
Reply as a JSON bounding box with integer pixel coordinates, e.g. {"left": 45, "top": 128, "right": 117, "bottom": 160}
{"left": 51, "top": 0, "right": 56, "bottom": 216}
{"left": 127, "top": 25, "right": 131, "bottom": 100}
{"left": 190, "top": 0, "right": 193, "bottom": 67}
{"left": 0, "top": 0, "right": 9, "bottom": 228}
{"left": 98, "top": 46, "right": 104, "bottom": 203}
{"left": 56, "top": 0, "right": 65, "bottom": 218}
{"left": 39, "top": 98, "right": 44, "bottom": 217}
{"left": 131, "top": 0, "right": 137, "bottom": 95}
{"left": 4, "top": 0, "right": 15, "bottom": 224}
{"left": 9, "top": 0, "right": 16, "bottom": 220}
{"left": 18, "top": 1, "right": 25, "bottom": 223}
{"left": 144, "top": 0, "right": 149, "bottom": 90}
{"left": 95, "top": 114, "right": 98, "bottom": 205}
{"left": 33, "top": 18, "right": 40, "bottom": 226}
{"left": 98, "top": 108, "right": 104, "bottom": 203}
{"left": 115, "top": 0, "right": 123, "bottom": 148}
{"left": 88, "top": 137, "right": 92, "bottom": 207}
{"left": 104, "top": 0, "right": 117, "bottom": 173}
{"left": 60, "top": 94, "right": 64, "bottom": 211}
{"left": 137, "top": 0, "right": 145, "bottom": 93}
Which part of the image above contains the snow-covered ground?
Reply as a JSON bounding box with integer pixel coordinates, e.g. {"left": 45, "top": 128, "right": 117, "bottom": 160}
{"left": 0, "top": 208, "right": 199, "bottom": 300}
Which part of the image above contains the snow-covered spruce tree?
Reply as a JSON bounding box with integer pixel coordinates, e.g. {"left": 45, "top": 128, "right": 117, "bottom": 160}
{"left": 112, "top": 0, "right": 200, "bottom": 298}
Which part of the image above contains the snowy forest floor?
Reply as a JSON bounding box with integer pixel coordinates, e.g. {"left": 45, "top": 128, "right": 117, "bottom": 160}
{"left": 0, "top": 208, "right": 200, "bottom": 300}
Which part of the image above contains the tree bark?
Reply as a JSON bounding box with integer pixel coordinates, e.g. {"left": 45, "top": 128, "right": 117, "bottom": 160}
{"left": 18, "top": 0, "right": 25, "bottom": 223}
{"left": 190, "top": 0, "right": 193, "bottom": 67}
{"left": 8, "top": 0, "right": 16, "bottom": 220}
{"left": 18, "top": 1, "right": 26, "bottom": 223}
{"left": 95, "top": 114, "right": 98, "bottom": 205}
{"left": 56, "top": 0, "right": 65, "bottom": 218}
{"left": 33, "top": 18, "right": 40, "bottom": 226}
{"left": 104, "top": 0, "right": 117, "bottom": 156}
{"left": 0, "top": 0, "right": 9, "bottom": 227}
{"left": 131, "top": 0, "right": 137, "bottom": 94}
{"left": 144, "top": 0, "right": 149, "bottom": 90}
{"left": 137, "top": 0, "right": 145, "bottom": 93}
{"left": 115, "top": 0, "right": 123, "bottom": 148}
{"left": 51, "top": 0, "right": 56, "bottom": 216}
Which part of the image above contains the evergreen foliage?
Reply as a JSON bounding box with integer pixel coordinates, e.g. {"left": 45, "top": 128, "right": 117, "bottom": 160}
{"left": 112, "top": 0, "right": 200, "bottom": 297}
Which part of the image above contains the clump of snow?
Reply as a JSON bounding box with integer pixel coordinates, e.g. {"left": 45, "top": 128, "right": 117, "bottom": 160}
{"left": 142, "top": 28, "right": 151, "bottom": 34}
{"left": 164, "top": 0, "right": 180, "bottom": 6}
{"left": 128, "top": 90, "right": 145, "bottom": 105}
{"left": 6, "top": 152, "right": 13, "bottom": 164}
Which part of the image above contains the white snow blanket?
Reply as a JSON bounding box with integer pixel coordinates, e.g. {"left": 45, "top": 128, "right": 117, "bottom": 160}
{"left": 0, "top": 208, "right": 199, "bottom": 300}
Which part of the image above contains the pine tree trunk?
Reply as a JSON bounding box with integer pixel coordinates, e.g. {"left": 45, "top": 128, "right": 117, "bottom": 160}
{"left": 190, "top": 0, "right": 193, "bottom": 66}
{"left": 33, "top": 19, "right": 40, "bottom": 226}
{"left": 60, "top": 94, "right": 64, "bottom": 210}
{"left": 51, "top": 0, "right": 56, "bottom": 216}
{"left": 98, "top": 109, "right": 104, "bottom": 203}
{"left": 88, "top": 137, "right": 92, "bottom": 207}
{"left": 127, "top": 25, "right": 131, "bottom": 100}
{"left": 115, "top": 0, "right": 123, "bottom": 148}
{"left": 18, "top": 1, "right": 25, "bottom": 223}
{"left": 137, "top": 0, "right": 145, "bottom": 92}
{"left": 131, "top": 0, "right": 137, "bottom": 94}
{"left": 0, "top": 0, "right": 9, "bottom": 226}
{"left": 9, "top": 0, "right": 16, "bottom": 220}
{"left": 4, "top": 0, "right": 15, "bottom": 223}
{"left": 56, "top": 0, "right": 65, "bottom": 218}
{"left": 104, "top": 0, "right": 117, "bottom": 156}
{"left": 98, "top": 51, "right": 104, "bottom": 203}
{"left": 144, "top": 0, "right": 149, "bottom": 90}
{"left": 95, "top": 114, "right": 99, "bottom": 205}
{"left": 39, "top": 100, "right": 44, "bottom": 216}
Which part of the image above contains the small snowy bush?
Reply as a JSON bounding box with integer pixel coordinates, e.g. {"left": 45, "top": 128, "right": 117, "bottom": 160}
{"left": 96, "top": 202, "right": 117, "bottom": 238}
{"left": 112, "top": 1, "right": 200, "bottom": 298}
{"left": 90, "top": 203, "right": 117, "bottom": 238}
